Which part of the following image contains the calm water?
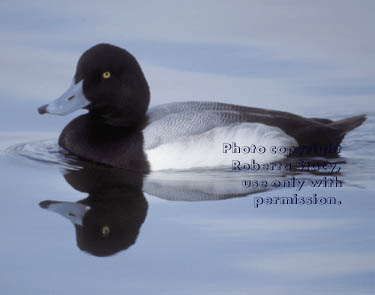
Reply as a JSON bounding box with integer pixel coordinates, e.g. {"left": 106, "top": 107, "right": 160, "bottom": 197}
{"left": 0, "top": 113, "right": 374, "bottom": 294}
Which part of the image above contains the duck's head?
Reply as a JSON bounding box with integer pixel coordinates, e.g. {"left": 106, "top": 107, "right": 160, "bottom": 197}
{"left": 38, "top": 43, "right": 150, "bottom": 127}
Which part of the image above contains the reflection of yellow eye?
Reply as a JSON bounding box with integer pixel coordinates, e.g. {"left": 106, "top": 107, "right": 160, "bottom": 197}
{"left": 102, "top": 71, "right": 111, "bottom": 79}
{"left": 102, "top": 225, "right": 110, "bottom": 237}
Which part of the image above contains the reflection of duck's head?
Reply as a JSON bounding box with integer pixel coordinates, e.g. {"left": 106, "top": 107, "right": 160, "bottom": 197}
{"left": 40, "top": 164, "right": 148, "bottom": 257}
{"left": 77, "top": 188, "right": 147, "bottom": 257}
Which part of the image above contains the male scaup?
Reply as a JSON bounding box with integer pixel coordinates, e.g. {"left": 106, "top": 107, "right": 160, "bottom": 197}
{"left": 38, "top": 43, "right": 366, "bottom": 171}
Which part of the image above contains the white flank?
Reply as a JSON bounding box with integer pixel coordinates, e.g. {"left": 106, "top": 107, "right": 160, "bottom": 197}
{"left": 145, "top": 122, "right": 297, "bottom": 171}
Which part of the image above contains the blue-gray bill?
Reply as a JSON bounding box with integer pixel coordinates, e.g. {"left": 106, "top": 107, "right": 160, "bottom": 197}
{"left": 38, "top": 80, "right": 89, "bottom": 115}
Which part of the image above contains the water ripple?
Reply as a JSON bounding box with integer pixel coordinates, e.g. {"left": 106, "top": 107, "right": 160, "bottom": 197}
{"left": 6, "top": 139, "right": 81, "bottom": 170}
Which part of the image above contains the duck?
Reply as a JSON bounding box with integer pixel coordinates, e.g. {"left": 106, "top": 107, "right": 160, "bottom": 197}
{"left": 38, "top": 43, "right": 366, "bottom": 171}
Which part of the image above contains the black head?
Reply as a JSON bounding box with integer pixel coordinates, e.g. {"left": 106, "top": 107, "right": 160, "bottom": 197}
{"left": 38, "top": 43, "right": 150, "bottom": 127}
{"left": 77, "top": 44, "right": 150, "bottom": 126}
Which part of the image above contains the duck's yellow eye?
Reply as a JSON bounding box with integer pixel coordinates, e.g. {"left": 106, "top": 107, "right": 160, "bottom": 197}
{"left": 102, "top": 225, "right": 110, "bottom": 237}
{"left": 102, "top": 71, "right": 111, "bottom": 79}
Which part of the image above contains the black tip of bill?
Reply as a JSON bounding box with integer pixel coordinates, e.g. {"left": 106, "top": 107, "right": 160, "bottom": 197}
{"left": 38, "top": 104, "right": 48, "bottom": 115}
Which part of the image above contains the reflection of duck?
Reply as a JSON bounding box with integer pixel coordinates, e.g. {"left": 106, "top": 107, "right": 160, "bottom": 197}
{"left": 38, "top": 151, "right": 344, "bottom": 256}
{"left": 38, "top": 43, "right": 365, "bottom": 171}
{"left": 40, "top": 164, "right": 148, "bottom": 257}
{"left": 38, "top": 153, "right": 287, "bottom": 256}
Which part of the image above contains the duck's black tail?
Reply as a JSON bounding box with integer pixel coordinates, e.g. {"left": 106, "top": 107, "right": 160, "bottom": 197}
{"left": 297, "top": 114, "right": 366, "bottom": 158}
{"left": 329, "top": 114, "right": 366, "bottom": 143}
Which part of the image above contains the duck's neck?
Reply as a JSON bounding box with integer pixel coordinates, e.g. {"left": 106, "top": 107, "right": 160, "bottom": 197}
{"left": 89, "top": 110, "right": 146, "bottom": 129}
{"left": 87, "top": 111, "right": 147, "bottom": 130}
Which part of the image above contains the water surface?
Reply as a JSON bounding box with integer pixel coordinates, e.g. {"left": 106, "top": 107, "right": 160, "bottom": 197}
{"left": 0, "top": 113, "right": 374, "bottom": 294}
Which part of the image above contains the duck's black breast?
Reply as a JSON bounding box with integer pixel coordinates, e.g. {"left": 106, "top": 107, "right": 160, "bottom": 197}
{"left": 59, "top": 113, "right": 150, "bottom": 171}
